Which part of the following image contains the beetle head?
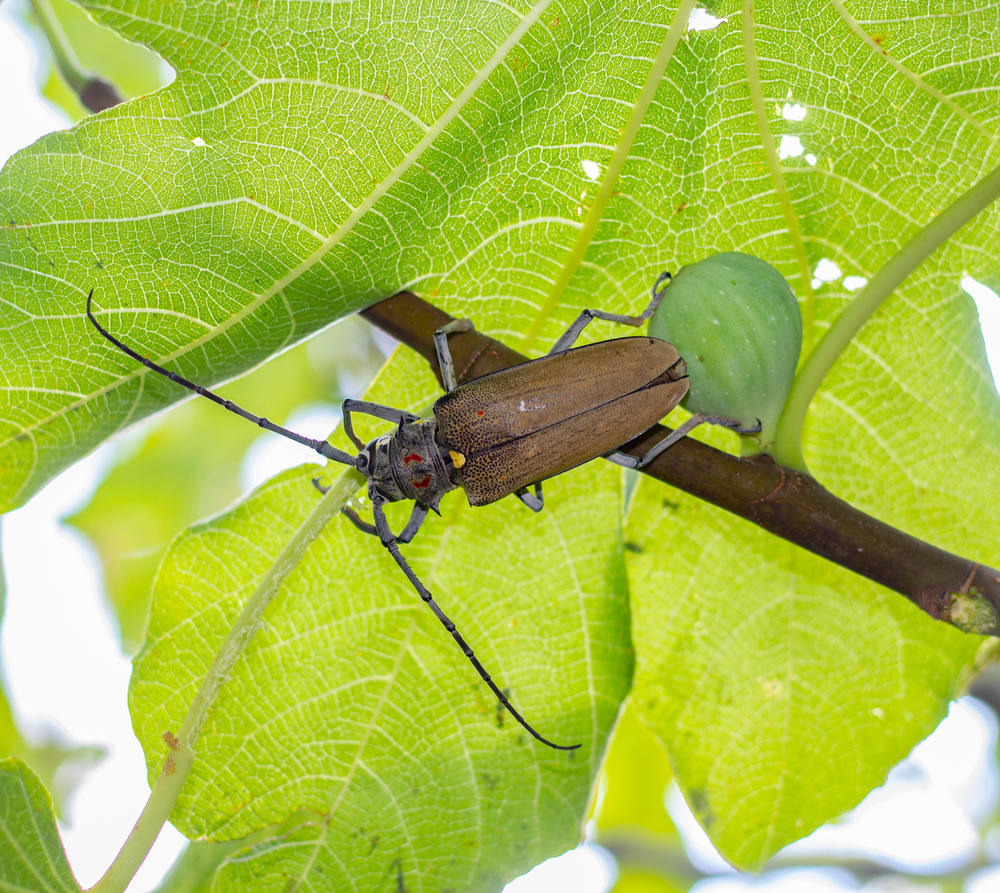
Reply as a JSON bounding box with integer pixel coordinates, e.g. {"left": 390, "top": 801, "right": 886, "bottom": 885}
{"left": 359, "top": 434, "right": 407, "bottom": 503}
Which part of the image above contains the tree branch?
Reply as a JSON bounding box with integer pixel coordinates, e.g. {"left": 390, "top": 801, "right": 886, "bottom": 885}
{"left": 362, "top": 291, "right": 1000, "bottom": 637}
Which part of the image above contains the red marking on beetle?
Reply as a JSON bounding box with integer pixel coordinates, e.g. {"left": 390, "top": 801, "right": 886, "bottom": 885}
{"left": 413, "top": 476, "right": 431, "bottom": 489}
{"left": 403, "top": 452, "right": 423, "bottom": 464}
{"left": 477, "top": 410, "right": 484, "bottom": 416}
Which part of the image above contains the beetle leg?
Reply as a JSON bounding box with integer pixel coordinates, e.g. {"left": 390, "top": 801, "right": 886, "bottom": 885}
{"left": 548, "top": 271, "right": 672, "bottom": 355}
{"left": 341, "top": 505, "right": 379, "bottom": 537}
{"left": 396, "top": 502, "right": 429, "bottom": 544}
{"left": 622, "top": 413, "right": 763, "bottom": 469}
{"left": 433, "top": 319, "right": 475, "bottom": 392}
{"left": 370, "top": 493, "right": 579, "bottom": 751}
{"left": 602, "top": 450, "right": 639, "bottom": 469}
{"left": 601, "top": 414, "right": 707, "bottom": 469}
{"left": 342, "top": 398, "right": 420, "bottom": 450}
{"left": 515, "top": 483, "right": 544, "bottom": 513}
{"left": 635, "top": 413, "right": 711, "bottom": 466}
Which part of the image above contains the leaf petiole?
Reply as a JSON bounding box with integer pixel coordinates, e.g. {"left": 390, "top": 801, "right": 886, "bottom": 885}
{"left": 87, "top": 467, "right": 364, "bottom": 893}
{"left": 771, "top": 163, "right": 1000, "bottom": 472}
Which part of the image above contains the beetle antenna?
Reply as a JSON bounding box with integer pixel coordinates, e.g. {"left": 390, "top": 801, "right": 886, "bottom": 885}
{"left": 371, "top": 498, "right": 579, "bottom": 752}
{"left": 86, "top": 290, "right": 356, "bottom": 467}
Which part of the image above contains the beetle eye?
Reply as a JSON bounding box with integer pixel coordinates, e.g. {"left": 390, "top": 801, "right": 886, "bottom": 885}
{"left": 357, "top": 450, "right": 370, "bottom": 472}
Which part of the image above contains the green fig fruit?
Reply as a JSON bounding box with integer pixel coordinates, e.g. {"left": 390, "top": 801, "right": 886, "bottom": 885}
{"left": 648, "top": 252, "right": 802, "bottom": 454}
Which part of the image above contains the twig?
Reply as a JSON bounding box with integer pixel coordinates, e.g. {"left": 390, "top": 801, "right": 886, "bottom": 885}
{"left": 361, "top": 291, "right": 1000, "bottom": 637}
{"left": 30, "top": 0, "right": 122, "bottom": 113}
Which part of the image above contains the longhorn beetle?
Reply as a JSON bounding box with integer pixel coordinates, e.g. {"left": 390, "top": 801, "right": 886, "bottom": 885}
{"left": 86, "top": 276, "right": 750, "bottom": 750}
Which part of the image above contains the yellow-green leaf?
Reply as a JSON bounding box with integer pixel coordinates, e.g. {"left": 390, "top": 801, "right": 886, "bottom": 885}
{"left": 0, "top": 757, "right": 80, "bottom": 893}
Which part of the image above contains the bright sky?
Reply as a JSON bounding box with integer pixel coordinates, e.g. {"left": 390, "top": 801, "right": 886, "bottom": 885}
{"left": 2, "top": 3, "right": 1000, "bottom": 891}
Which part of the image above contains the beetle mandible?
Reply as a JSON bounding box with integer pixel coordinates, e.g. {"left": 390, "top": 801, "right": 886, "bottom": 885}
{"left": 87, "top": 275, "right": 723, "bottom": 750}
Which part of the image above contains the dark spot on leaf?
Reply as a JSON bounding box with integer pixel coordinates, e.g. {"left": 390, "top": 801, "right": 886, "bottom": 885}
{"left": 624, "top": 541, "right": 643, "bottom": 554}
{"left": 391, "top": 858, "right": 407, "bottom": 893}
{"left": 495, "top": 688, "right": 510, "bottom": 728}
{"left": 662, "top": 498, "right": 680, "bottom": 510}
{"left": 688, "top": 787, "right": 716, "bottom": 829}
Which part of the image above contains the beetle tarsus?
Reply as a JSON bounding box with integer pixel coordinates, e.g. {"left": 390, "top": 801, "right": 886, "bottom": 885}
{"left": 516, "top": 483, "right": 544, "bottom": 512}
{"left": 312, "top": 477, "right": 330, "bottom": 496}
{"left": 651, "top": 269, "right": 672, "bottom": 300}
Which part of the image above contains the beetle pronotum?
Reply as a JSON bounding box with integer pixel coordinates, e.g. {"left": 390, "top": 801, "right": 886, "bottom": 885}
{"left": 87, "top": 277, "right": 733, "bottom": 750}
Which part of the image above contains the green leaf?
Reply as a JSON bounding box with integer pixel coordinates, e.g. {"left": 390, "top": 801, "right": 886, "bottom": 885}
{"left": 0, "top": 757, "right": 81, "bottom": 893}
{"left": 627, "top": 477, "right": 985, "bottom": 869}
{"left": 150, "top": 839, "right": 258, "bottom": 893}
{"left": 130, "top": 349, "right": 632, "bottom": 891}
{"left": 622, "top": 0, "right": 1000, "bottom": 871}
{"left": 66, "top": 318, "right": 383, "bottom": 652}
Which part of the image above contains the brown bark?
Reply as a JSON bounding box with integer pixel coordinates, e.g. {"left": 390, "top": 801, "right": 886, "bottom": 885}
{"left": 362, "top": 291, "right": 1000, "bottom": 637}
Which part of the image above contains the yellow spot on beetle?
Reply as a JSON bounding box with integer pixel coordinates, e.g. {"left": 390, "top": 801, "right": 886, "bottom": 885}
{"left": 450, "top": 451, "right": 466, "bottom": 468}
